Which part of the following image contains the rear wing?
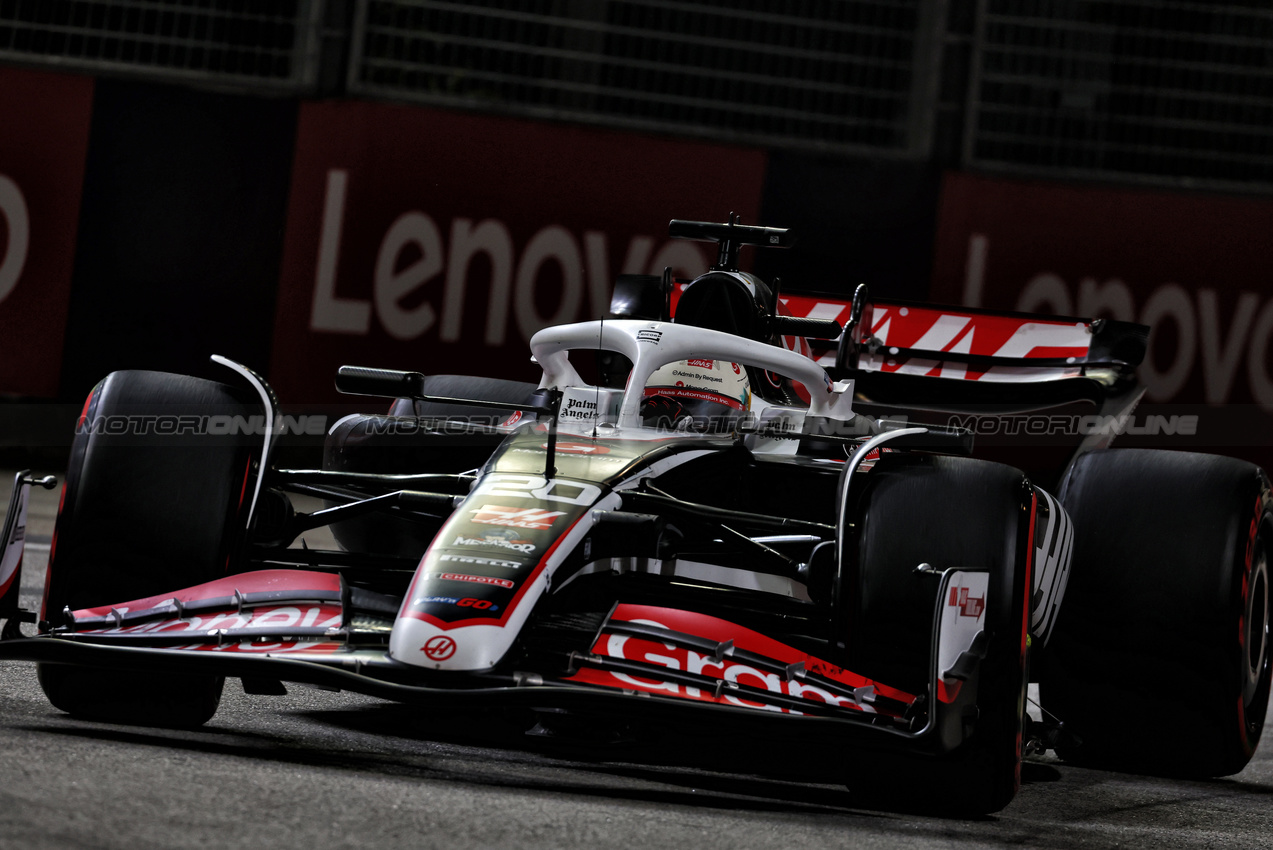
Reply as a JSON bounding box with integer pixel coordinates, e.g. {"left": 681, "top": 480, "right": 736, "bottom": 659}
{"left": 642, "top": 277, "right": 1149, "bottom": 387}
{"left": 777, "top": 292, "right": 1148, "bottom": 387}
{"left": 608, "top": 215, "right": 1148, "bottom": 390}
{"left": 611, "top": 272, "right": 1150, "bottom": 389}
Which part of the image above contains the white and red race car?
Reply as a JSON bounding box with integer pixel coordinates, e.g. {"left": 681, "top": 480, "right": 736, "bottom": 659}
{"left": 1, "top": 218, "right": 1267, "bottom": 815}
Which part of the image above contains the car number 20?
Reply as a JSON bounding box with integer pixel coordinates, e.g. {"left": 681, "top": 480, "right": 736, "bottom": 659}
{"left": 485, "top": 474, "right": 603, "bottom": 506}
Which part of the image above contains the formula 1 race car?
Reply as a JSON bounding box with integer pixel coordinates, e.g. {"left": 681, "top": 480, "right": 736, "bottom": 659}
{"left": 1, "top": 217, "right": 1268, "bottom": 816}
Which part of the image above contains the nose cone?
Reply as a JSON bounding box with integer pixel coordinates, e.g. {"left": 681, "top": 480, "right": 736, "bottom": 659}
{"left": 389, "top": 616, "right": 511, "bottom": 672}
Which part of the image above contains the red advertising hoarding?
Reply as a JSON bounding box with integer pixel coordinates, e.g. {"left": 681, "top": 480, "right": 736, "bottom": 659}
{"left": 931, "top": 172, "right": 1273, "bottom": 466}
{"left": 0, "top": 66, "right": 94, "bottom": 397}
{"left": 270, "top": 101, "right": 767, "bottom": 404}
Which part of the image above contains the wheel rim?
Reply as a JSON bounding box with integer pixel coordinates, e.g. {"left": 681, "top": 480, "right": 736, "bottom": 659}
{"left": 1245, "top": 541, "right": 1270, "bottom": 705}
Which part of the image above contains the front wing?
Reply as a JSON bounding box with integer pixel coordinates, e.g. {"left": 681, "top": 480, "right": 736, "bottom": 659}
{"left": 1, "top": 566, "right": 992, "bottom": 759}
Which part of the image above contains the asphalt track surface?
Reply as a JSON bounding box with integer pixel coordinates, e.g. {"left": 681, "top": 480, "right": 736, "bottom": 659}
{"left": 2, "top": 473, "right": 1271, "bottom": 849}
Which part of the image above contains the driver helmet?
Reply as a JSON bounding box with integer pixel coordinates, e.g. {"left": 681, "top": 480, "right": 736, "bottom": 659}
{"left": 641, "top": 358, "right": 751, "bottom": 432}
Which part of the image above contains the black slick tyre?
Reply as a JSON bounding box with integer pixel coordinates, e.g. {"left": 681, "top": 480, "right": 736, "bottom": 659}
{"left": 1044, "top": 448, "right": 1272, "bottom": 777}
{"left": 845, "top": 454, "right": 1034, "bottom": 816}
{"left": 39, "top": 370, "right": 258, "bottom": 728}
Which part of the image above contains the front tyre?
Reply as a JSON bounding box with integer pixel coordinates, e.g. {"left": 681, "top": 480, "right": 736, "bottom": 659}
{"left": 845, "top": 454, "right": 1034, "bottom": 815}
{"left": 39, "top": 370, "right": 257, "bottom": 728}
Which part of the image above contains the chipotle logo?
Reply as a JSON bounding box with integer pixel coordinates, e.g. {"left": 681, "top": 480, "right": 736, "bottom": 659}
{"left": 430, "top": 573, "right": 514, "bottom": 589}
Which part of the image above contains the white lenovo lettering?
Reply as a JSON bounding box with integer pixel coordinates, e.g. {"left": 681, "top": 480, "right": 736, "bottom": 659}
{"left": 310, "top": 169, "right": 370, "bottom": 333}
{"left": 515, "top": 225, "right": 582, "bottom": 342}
{"left": 307, "top": 169, "right": 707, "bottom": 343}
{"left": 967, "top": 234, "right": 1273, "bottom": 411}
{"left": 444, "top": 217, "right": 513, "bottom": 344}
{"left": 374, "top": 211, "right": 444, "bottom": 340}
{"left": 0, "top": 173, "right": 31, "bottom": 305}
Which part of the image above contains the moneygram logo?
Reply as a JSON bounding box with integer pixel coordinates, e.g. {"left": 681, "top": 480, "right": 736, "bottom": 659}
{"left": 469, "top": 504, "right": 566, "bottom": 530}
{"left": 452, "top": 533, "right": 536, "bottom": 554}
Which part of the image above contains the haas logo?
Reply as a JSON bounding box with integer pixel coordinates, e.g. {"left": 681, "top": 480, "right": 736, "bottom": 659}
{"left": 470, "top": 505, "right": 566, "bottom": 529}
{"left": 422, "top": 636, "right": 457, "bottom": 661}
{"left": 949, "top": 586, "right": 985, "bottom": 619}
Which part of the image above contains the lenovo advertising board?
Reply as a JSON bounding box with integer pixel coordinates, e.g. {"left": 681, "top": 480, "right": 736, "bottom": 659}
{"left": 270, "top": 101, "right": 767, "bottom": 404}
{"left": 931, "top": 172, "right": 1273, "bottom": 468}
{"left": 0, "top": 67, "right": 94, "bottom": 397}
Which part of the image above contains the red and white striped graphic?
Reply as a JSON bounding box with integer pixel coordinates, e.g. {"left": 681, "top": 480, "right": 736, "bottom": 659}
{"left": 779, "top": 294, "right": 1093, "bottom": 382}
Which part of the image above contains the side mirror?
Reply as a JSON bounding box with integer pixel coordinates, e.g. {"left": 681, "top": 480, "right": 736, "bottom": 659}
{"left": 335, "top": 366, "right": 425, "bottom": 398}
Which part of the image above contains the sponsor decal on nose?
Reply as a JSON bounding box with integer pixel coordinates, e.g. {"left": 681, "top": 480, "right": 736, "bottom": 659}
{"left": 949, "top": 586, "right": 985, "bottom": 619}
{"left": 469, "top": 504, "right": 566, "bottom": 529}
{"left": 423, "top": 635, "right": 457, "bottom": 661}
{"left": 427, "top": 572, "right": 515, "bottom": 589}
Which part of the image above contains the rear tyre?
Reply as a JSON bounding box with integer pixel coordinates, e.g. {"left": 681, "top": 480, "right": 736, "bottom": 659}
{"left": 1044, "top": 449, "right": 1272, "bottom": 777}
{"left": 845, "top": 454, "right": 1034, "bottom": 816}
{"left": 39, "top": 370, "right": 257, "bottom": 728}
